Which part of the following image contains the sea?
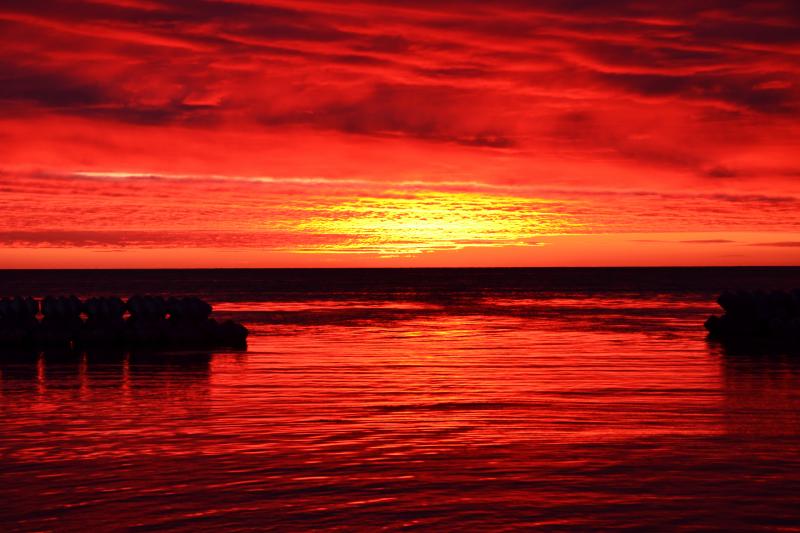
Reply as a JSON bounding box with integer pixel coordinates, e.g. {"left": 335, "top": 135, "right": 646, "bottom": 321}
{"left": 1, "top": 267, "right": 800, "bottom": 531}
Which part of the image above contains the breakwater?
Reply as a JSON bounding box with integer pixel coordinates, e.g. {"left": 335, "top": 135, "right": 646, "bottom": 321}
{"left": 705, "top": 289, "right": 800, "bottom": 347}
{"left": 0, "top": 295, "right": 247, "bottom": 349}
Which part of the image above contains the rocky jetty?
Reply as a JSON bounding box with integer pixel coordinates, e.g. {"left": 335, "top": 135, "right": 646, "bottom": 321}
{"left": 0, "top": 297, "right": 38, "bottom": 347}
{"left": 0, "top": 295, "right": 247, "bottom": 350}
{"left": 705, "top": 289, "right": 800, "bottom": 347}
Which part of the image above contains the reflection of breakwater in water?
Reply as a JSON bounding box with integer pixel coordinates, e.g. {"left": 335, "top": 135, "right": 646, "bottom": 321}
{"left": 0, "top": 349, "right": 213, "bottom": 391}
{"left": 0, "top": 348, "right": 212, "bottom": 397}
{"left": 0, "top": 295, "right": 248, "bottom": 350}
{"left": 0, "top": 349, "right": 223, "bottom": 490}
{"left": 717, "top": 345, "right": 800, "bottom": 437}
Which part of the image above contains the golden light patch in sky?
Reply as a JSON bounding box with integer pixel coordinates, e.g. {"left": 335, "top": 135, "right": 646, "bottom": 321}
{"left": 288, "top": 191, "right": 582, "bottom": 256}
{"left": 2, "top": 170, "right": 800, "bottom": 266}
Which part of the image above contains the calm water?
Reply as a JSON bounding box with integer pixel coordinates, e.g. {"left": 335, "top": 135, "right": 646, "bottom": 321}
{"left": 2, "top": 268, "right": 800, "bottom": 531}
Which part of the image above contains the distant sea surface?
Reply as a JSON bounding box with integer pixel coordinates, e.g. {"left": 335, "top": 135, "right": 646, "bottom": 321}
{"left": 2, "top": 268, "right": 800, "bottom": 531}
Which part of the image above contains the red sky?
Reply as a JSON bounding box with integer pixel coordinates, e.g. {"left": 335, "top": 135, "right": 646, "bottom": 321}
{"left": 1, "top": 0, "right": 800, "bottom": 267}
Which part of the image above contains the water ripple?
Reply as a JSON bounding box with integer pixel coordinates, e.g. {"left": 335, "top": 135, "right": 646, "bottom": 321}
{"left": 3, "top": 278, "right": 800, "bottom": 530}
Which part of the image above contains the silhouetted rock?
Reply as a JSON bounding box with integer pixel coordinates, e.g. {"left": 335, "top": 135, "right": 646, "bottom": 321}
{"left": 0, "top": 297, "right": 39, "bottom": 346}
{"left": 706, "top": 289, "right": 800, "bottom": 349}
{"left": 166, "top": 296, "right": 212, "bottom": 320}
{"left": 0, "top": 295, "right": 248, "bottom": 353}
{"left": 38, "top": 295, "right": 83, "bottom": 347}
{"left": 127, "top": 295, "right": 167, "bottom": 319}
{"left": 218, "top": 320, "right": 248, "bottom": 347}
{"left": 79, "top": 297, "right": 127, "bottom": 346}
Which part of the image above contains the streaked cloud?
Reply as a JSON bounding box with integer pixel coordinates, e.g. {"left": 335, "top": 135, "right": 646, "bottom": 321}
{"left": 1, "top": 1, "right": 799, "bottom": 264}
{"left": 749, "top": 241, "right": 800, "bottom": 247}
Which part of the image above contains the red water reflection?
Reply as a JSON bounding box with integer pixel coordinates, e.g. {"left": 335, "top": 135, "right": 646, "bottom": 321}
{"left": 2, "top": 296, "right": 800, "bottom": 529}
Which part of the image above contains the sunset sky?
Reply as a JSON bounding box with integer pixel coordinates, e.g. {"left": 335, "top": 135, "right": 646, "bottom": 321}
{"left": 2, "top": 0, "right": 800, "bottom": 267}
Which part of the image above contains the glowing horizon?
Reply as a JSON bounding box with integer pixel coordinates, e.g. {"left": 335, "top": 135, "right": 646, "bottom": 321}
{"left": 1, "top": 1, "right": 799, "bottom": 267}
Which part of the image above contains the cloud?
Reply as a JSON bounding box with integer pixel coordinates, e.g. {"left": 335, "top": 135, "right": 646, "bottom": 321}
{"left": 749, "top": 241, "right": 800, "bottom": 247}
{"left": 0, "top": 229, "right": 360, "bottom": 249}
{"left": 704, "top": 166, "right": 738, "bottom": 179}
{"left": 0, "top": 0, "right": 800, "bottom": 265}
{"left": 0, "top": 170, "right": 584, "bottom": 254}
{"left": 630, "top": 239, "right": 737, "bottom": 244}
{"left": 1, "top": 0, "right": 797, "bottom": 152}
{"left": 0, "top": 170, "right": 799, "bottom": 255}
{"left": 254, "top": 82, "right": 520, "bottom": 147}
{"left": 0, "top": 63, "right": 106, "bottom": 107}
{"left": 680, "top": 239, "right": 737, "bottom": 244}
